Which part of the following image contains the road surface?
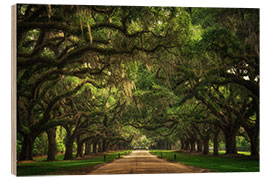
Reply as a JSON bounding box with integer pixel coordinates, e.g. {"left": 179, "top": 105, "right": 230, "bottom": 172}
{"left": 89, "top": 150, "right": 209, "bottom": 174}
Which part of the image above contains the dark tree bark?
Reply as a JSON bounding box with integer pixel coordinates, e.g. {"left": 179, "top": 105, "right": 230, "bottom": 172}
{"left": 93, "top": 141, "right": 97, "bottom": 153}
{"left": 180, "top": 138, "right": 185, "bottom": 150}
{"left": 223, "top": 128, "right": 238, "bottom": 154}
{"left": 242, "top": 109, "right": 259, "bottom": 157}
{"left": 84, "top": 140, "right": 91, "bottom": 156}
{"left": 102, "top": 139, "right": 107, "bottom": 152}
{"left": 76, "top": 137, "right": 84, "bottom": 158}
{"left": 64, "top": 136, "right": 75, "bottom": 160}
{"left": 250, "top": 104, "right": 259, "bottom": 157}
{"left": 196, "top": 139, "right": 202, "bottom": 152}
{"left": 202, "top": 137, "right": 209, "bottom": 155}
{"left": 98, "top": 142, "right": 103, "bottom": 152}
{"left": 46, "top": 127, "right": 57, "bottom": 161}
{"left": 250, "top": 133, "right": 259, "bottom": 157}
{"left": 112, "top": 144, "right": 117, "bottom": 151}
{"left": 20, "top": 134, "right": 35, "bottom": 161}
{"left": 190, "top": 139, "right": 196, "bottom": 152}
{"left": 245, "top": 127, "right": 259, "bottom": 157}
{"left": 184, "top": 139, "right": 190, "bottom": 150}
{"left": 213, "top": 127, "right": 220, "bottom": 156}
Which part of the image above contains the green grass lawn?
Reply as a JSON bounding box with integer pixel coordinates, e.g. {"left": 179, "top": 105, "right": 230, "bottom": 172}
{"left": 17, "top": 150, "right": 132, "bottom": 176}
{"left": 33, "top": 153, "right": 76, "bottom": 161}
{"left": 149, "top": 150, "right": 259, "bottom": 172}
{"left": 209, "top": 150, "right": 251, "bottom": 156}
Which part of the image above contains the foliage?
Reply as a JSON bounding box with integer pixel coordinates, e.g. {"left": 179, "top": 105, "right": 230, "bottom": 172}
{"left": 32, "top": 132, "right": 48, "bottom": 156}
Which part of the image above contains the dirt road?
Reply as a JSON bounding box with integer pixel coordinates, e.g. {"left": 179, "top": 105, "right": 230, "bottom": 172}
{"left": 89, "top": 150, "right": 209, "bottom": 174}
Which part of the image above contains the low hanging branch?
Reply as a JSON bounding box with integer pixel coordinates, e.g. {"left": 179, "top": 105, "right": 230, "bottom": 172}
{"left": 87, "top": 21, "right": 93, "bottom": 46}
{"left": 37, "top": 79, "right": 104, "bottom": 127}
{"left": 87, "top": 8, "right": 93, "bottom": 46}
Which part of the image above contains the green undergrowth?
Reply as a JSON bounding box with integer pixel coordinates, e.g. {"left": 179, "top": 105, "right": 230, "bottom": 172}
{"left": 17, "top": 150, "right": 132, "bottom": 176}
{"left": 149, "top": 150, "right": 259, "bottom": 172}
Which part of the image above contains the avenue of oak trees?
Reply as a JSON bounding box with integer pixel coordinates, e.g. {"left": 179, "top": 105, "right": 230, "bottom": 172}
{"left": 16, "top": 5, "right": 259, "bottom": 161}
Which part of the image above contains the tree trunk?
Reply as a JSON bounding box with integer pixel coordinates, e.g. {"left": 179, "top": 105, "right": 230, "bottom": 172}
{"left": 213, "top": 128, "right": 220, "bottom": 156}
{"left": 180, "top": 138, "right": 185, "bottom": 150}
{"left": 102, "top": 139, "right": 107, "bottom": 152}
{"left": 196, "top": 140, "right": 202, "bottom": 152}
{"left": 93, "top": 142, "right": 97, "bottom": 154}
{"left": 246, "top": 102, "right": 260, "bottom": 158}
{"left": 64, "top": 137, "right": 75, "bottom": 160}
{"left": 184, "top": 140, "right": 190, "bottom": 150}
{"left": 84, "top": 140, "right": 91, "bottom": 156}
{"left": 241, "top": 112, "right": 259, "bottom": 157}
{"left": 249, "top": 130, "right": 259, "bottom": 157}
{"left": 98, "top": 142, "right": 103, "bottom": 152}
{"left": 112, "top": 144, "right": 117, "bottom": 151}
{"left": 224, "top": 130, "right": 237, "bottom": 154}
{"left": 76, "top": 141, "right": 84, "bottom": 157}
{"left": 202, "top": 137, "right": 209, "bottom": 155}
{"left": 20, "top": 134, "right": 35, "bottom": 161}
{"left": 190, "top": 139, "right": 196, "bottom": 152}
{"left": 46, "top": 128, "right": 57, "bottom": 161}
{"left": 76, "top": 135, "right": 84, "bottom": 158}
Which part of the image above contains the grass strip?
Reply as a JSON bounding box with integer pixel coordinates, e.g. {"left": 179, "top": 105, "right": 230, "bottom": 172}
{"left": 149, "top": 150, "right": 259, "bottom": 172}
{"left": 17, "top": 150, "right": 132, "bottom": 176}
